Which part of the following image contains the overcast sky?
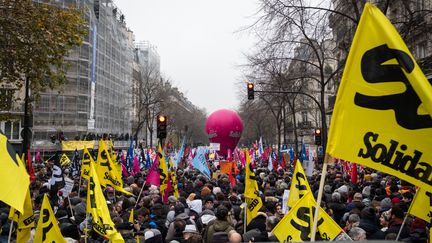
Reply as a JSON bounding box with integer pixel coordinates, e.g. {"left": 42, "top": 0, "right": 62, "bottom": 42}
{"left": 113, "top": 0, "right": 260, "bottom": 114}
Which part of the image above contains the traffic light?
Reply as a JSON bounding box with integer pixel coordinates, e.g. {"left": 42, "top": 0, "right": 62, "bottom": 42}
{"left": 157, "top": 115, "right": 168, "bottom": 139}
{"left": 247, "top": 83, "right": 254, "bottom": 100}
{"left": 314, "top": 128, "right": 321, "bottom": 145}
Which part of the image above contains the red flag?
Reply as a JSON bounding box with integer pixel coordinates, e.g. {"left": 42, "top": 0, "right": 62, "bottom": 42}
{"left": 27, "top": 149, "right": 36, "bottom": 182}
{"left": 281, "top": 154, "right": 287, "bottom": 170}
{"left": 351, "top": 163, "right": 358, "bottom": 184}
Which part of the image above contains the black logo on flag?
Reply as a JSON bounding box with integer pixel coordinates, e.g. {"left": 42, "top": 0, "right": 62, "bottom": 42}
{"left": 355, "top": 44, "right": 432, "bottom": 130}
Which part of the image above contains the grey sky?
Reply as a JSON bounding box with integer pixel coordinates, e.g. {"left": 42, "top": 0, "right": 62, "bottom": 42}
{"left": 114, "top": 0, "right": 260, "bottom": 114}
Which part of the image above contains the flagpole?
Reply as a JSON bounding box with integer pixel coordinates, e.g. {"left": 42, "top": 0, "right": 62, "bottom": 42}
{"left": 7, "top": 218, "right": 13, "bottom": 243}
{"left": 134, "top": 181, "right": 146, "bottom": 209}
{"left": 243, "top": 203, "right": 247, "bottom": 235}
{"left": 67, "top": 196, "right": 75, "bottom": 218}
{"left": 310, "top": 160, "right": 328, "bottom": 241}
{"left": 395, "top": 189, "right": 419, "bottom": 241}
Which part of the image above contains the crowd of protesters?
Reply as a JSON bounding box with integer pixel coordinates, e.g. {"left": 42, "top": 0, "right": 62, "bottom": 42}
{"left": 0, "top": 149, "right": 429, "bottom": 242}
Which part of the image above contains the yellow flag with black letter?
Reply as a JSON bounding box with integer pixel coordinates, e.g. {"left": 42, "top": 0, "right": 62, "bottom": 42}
{"left": 34, "top": 194, "right": 66, "bottom": 243}
{"left": 168, "top": 158, "right": 179, "bottom": 198}
{"left": 96, "top": 140, "right": 131, "bottom": 195}
{"left": 288, "top": 160, "right": 312, "bottom": 208}
{"left": 326, "top": 3, "right": 432, "bottom": 191}
{"left": 8, "top": 187, "right": 34, "bottom": 243}
{"left": 60, "top": 153, "right": 71, "bottom": 166}
{"left": 87, "top": 159, "right": 124, "bottom": 242}
{"left": 0, "top": 133, "right": 30, "bottom": 214}
{"left": 158, "top": 144, "right": 169, "bottom": 202}
{"left": 245, "top": 149, "right": 263, "bottom": 225}
{"left": 81, "top": 147, "right": 93, "bottom": 180}
{"left": 273, "top": 192, "right": 343, "bottom": 242}
{"left": 408, "top": 188, "right": 432, "bottom": 222}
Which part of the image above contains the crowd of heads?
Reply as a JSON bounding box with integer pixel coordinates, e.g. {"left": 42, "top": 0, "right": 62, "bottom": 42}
{"left": 0, "top": 151, "right": 429, "bottom": 242}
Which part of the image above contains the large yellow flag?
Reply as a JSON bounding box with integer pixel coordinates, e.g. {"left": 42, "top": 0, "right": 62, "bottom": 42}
{"left": 87, "top": 160, "right": 124, "bottom": 242}
{"left": 326, "top": 3, "right": 432, "bottom": 191}
{"left": 34, "top": 194, "right": 66, "bottom": 243}
{"left": 96, "top": 140, "right": 131, "bottom": 195}
{"left": 408, "top": 188, "right": 432, "bottom": 222}
{"left": 273, "top": 192, "right": 343, "bottom": 242}
{"left": 168, "top": 158, "right": 179, "bottom": 198}
{"left": 158, "top": 144, "right": 169, "bottom": 200}
{"left": 0, "top": 133, "right": 30, "bottom": 214}
{"left": 245, "top": 149, "right": 263, "bottom": 225}
{"left": 288, "top": 160, "right": 312, "bottom": 208}
{"left": 81, "top": 147, "right": 93, "bottom": 180}
{"left": 8, "top": 188, "right": 34, "bottom": 243}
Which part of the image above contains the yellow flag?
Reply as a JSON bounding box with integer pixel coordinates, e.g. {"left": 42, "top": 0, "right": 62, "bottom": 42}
{"left": 158, "top": 144, "right": 169, "bottom": 200}
{"left": 326, "top": 3, "right": 432, "bottom": 191}
{"left": 60, "top": 153, "right": 71, "bottom": 166}
{"left": 408, "top": 188, "right": 432, "bottom": 222}
{"left": 108, "top": 140, "right": 122, "bottom": 176}
{"left": 288, "top": 160, "right": 312, "bottom": 208}
{"left": 168, "top": 158, "right": 179, "bottom": 198}
{"left": 81, "top": 147, "right": 93, "bottom": 180}
{"left": 96, "top": 140, "right": 131, "bottom": 195}
{"left": 0, "top": 133, "right": 30, "bottom": 214}
{"left": 129, "top": 208, "right": 134, "bottom": 223}
{"left": 34, "top": 194, "right": 66, "bottom": 243}
{"left": 245, "top": 149, "right": 263, "bottom": 225}
{"left": 8, "top": 187, "right": 34, "bottom": 243}
{"left": 273, "top": 192, "right": 343, "bottom": 242}
{"left": 87, "top": 159, "right": 124, "bottom": 241}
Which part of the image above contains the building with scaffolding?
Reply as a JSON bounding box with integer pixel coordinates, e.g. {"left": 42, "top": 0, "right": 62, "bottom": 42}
{"left": 31, "top": 0, "right": 134, "bottom": 149}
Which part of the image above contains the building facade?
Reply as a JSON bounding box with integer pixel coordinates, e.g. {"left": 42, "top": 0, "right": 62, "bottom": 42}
{"left": 31, "top": 0, "right": 134, "bottom": 149}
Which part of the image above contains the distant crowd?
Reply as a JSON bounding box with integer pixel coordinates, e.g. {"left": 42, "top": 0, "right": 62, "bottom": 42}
{"left": 0, "top": 150, "right": 428, "bottom": 242}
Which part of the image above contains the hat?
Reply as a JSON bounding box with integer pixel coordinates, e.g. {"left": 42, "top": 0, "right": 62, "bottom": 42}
{"left": 168, "top": 196, "right": 178, "bottom": 203}
{"left": 106, "top": 187, "right": 114, "bottom": 193}
{"left": 337, "top": 185, "right": 348, "bottom": 194}
{"left": 213, "top": 187, "right": 222, "bottom": 195}
{"left": 152, "top": 203, "right": 163, "bottom": 210}
{"left": 183, "top": 224, "right": 198, "bottom": 234}
{"left": 144, "top": 230, "right": 155, "bottom": 240}
{"left": 324, "top": 185, "right": 332, "bottom": 193}
{"left": 380, "top": 197, "right": 392, "bottom": 209}
{"left": 391, "top": 197, "right": 401, "bottom": 205}
{"left": 174, "top": 203, "right": 185, "bottom": 215}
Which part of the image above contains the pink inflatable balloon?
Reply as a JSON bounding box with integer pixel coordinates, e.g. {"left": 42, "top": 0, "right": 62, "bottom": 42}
{"left": 205, "top": 109, "right": 243, "bottom": 157}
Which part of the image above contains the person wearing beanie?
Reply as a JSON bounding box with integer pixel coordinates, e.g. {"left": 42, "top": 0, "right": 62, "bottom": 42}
{"left": 380, "top": 197, "right": 392, "bottom": 214}
{"left": 358, "top": 207, "right": 380, "bottom": 239}
{"left": 204, "top": 205, "right": 234, "bottom": 243}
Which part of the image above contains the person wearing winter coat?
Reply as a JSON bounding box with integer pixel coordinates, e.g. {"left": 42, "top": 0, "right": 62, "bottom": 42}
{"left": 204, "top": 205, "right": 234, "bottom": 243}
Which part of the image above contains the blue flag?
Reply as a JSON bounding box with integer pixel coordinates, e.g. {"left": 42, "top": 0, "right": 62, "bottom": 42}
{"left": 300, "top": 143, "right": 307, "bottom": 163}
{"left": 289, "top": 145, "right": 295, "bottom": 162}
{"left": 145, "top": 148, "right": 151, "bottom": 169}
{"left": 175, "top": 137, "right": 186, "bottom": 168}
{"left": 192, "top": 148, "right": 211, "bottom": 178}
{"left": 126, "top": 140, "right": 134, "bottom": 171}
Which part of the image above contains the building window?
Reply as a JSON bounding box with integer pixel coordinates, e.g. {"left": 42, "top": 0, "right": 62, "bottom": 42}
{"left": 2, "top": 121, "right": 21, "bottom": 140}
{"left": 0, "top": 89, "right": 13, "bottom": 111}
{"left": 302, "top": 111, "right": 308, "bottom": 122}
